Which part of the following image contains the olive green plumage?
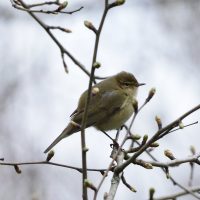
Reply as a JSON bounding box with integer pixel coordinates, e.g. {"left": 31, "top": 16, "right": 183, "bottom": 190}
{"left": 44, "top": 71, "right": 143, "bottom": 153}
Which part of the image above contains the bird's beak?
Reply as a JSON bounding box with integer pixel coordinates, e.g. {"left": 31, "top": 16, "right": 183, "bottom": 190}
{"left": 137, "top": 83, "right": 146, "bottom": 87}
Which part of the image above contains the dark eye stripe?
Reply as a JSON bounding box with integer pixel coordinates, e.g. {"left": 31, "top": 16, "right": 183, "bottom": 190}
{"left": 123, "top": 82, "right": 132, "bottom": 85}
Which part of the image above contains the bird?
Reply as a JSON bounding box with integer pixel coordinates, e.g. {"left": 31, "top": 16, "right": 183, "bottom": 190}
{"left": 44, "top": 71, "right": 144, "bottom": 153}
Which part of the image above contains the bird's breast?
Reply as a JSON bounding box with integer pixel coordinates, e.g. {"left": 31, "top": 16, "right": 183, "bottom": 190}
{"left": 95, "top": 99, "right": 134, "bottom": 131}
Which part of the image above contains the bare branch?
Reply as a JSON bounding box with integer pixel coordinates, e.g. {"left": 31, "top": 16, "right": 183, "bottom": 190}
{"left": 115, "top": 104, "right": 200, "bottom": 174}
{"left": 80, "top": 0, "right": 112, "bottom": 198}
{"left": 0, "top": 160, "right": 107, "bottom": 173}
{"left": 158, "top": 121, "right": 198, "bottom": 139}
{"left": 105, "top": 149, "right": 124, "bottom": 200}
{"left": 134, "top": 153, "right": 200, "bottom": 168}
{"left": 11, "top": 0, "right": 84, "bottom": 15}
{"left": 154, "top": 186, "right": 200, "bottom": 200}
{"left": 121, "top": 173, "right": 137, "bottom": 192}
{"left": 48, "top": 26, "right": 72, "bottom": 33}
{"left": 10, "top": 0, "right": 93, "bottom": 78}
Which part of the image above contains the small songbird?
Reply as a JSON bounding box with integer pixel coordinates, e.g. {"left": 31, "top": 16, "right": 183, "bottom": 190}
{"left": 44, "top": 71, "right": 144, "bottom": 153}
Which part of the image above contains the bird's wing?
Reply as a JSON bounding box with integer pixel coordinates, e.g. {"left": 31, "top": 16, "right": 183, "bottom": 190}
{"left": 72, "top": 89, "right": 128, "bottom": 127}
{"left": 70, "top": 109, "right": 78, "bottom": 117}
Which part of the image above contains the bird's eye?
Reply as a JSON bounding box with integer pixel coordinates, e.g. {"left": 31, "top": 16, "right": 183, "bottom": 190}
{"left": 124, "top": 82, "right": 129, "bottom": 86}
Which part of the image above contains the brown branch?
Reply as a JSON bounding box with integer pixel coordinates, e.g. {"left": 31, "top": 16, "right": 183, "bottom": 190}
{"left": 121, "top": 172, "right": 137, "bottom": 192}
{"left": 11, "top": 0, "right": 84, "bottom": 15}
{"left": 133, "top": 153, "right": 200, "bottom": 168}
{"left": 80, "top": 0, "right": 112, "bottom": 199}
{"left": 10, "top": 0, "right": 94, "bottom": 78}
{"left": 60, "top": 50, "right": 68, "bottom": 73}
{"left": 154, "top": 186, "right": 200, "bottom": 200}
{"left": 48, "top": 26, "right": 72, "bottom": 33}
{"left": 127, "top": 134, "right": 200, "bottom": 199}
{"left": 0, "top": 160, "right": 107, "bottom": 173}
{"left": 115, "top": 104, "right": 200, "bottom": 174}
{"left": 13, "top": 5, "right": 84, "bottom": 15}
{"left": 158, "top": 121, "right": 198, "bottom": 140}
{"left": 105, "top": 149, "right": 124, "bottom": 200}
{"left": 23, "top": 0, "right": 59, "bottom": 8}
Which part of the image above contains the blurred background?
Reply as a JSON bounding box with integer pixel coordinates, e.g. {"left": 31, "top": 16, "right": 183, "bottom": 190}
{"left": 0, "top": 0, "right": 200, "bottom": 199}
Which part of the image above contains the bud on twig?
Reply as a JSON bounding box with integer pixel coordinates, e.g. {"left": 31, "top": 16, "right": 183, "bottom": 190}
{"left": 121, "top": 173, "right": 137, "bottom": 192}
{"left": 58, "top": 27, "right": 72, "bottom": 33}
{"left": 131, "top": 134, "right": 141, "bottom": 140}
{"left": 178, "top": 121, "right": 184, "bottom": 129}
{"left": 116, "top": 0, "right": 125, "bottom": 5}
{"left": 164, "top": 149, "right": 176, "bottom": 160}
{"left": 137, "top": 159, "right": 153, "bottom": 169}
{"left": 146, "top": 88, "right": 156, "bottom": 102}
{"left": 92, "top": 87, "right": 100, "bottom": 96}
{"left": 190, "top": 145, "right": 196, "bottom": 155}
{"left": 84, "top": 179, "right": 97, "bottom": 191}
{"left": 165, "top": 167, "right": 170, "bottom": 179}
{"left": 46, "top": 150, "right": 55, "bottom": 161}
{"left": 56, "top": 1, "right": 68, "bottom": 11}
{"left": 149, "top": 188, "right": 155, "bottom": 200}
{"left": 108, "top": 0, "right": 125, "bottom": 9}
{"left": 130, "top": 187, "right": 137, "bottom": 192}
{"left": 14, "top": 165, "right": 22, "bottom": 174}
{"left": 150, "top": 142, "right": 159, "bottom": 148}
{"left": 83, "top": 147, "right": 89, "bottom": 152}
{"left": 141, "top": 134, "right": 148, "bottom": 145}
{"left": 93, "top": 62, "right": 101, "bottom": 69}
{"left": 84, "top": 20, "right": 97, "bottom": 33}
{"left": 132, "top": 99, "right": 138, "bottom": 113}
{"left": 155, "top": 115, "right": 162, "bottom": 129}
{"left": 143, "top": 162, "right": 153, "bottom": 169}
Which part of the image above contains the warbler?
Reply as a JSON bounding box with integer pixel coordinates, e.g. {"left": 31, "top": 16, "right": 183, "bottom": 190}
{"left": 44, "top": 71, "right": 144, "bottom": 153}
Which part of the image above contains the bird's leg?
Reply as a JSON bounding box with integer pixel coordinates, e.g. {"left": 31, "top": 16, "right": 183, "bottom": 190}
{"left": 115, "top": 129, "right": 120, "bottom": 142}
{"left": 101, "top": 130, "right": 119, "bottom": 147}
{"left": 121, "top": 124, "right": 131, "bottom": 135}
{"left": 110, "top": 129, "right": 120, "bottom": 149}
{"left": 110, "top": 129, "right": 121, "bottom": 161}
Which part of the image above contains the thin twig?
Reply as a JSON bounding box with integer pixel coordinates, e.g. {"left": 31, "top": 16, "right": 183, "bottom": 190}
{"left": 154, "top": 186, "right": 200, "bottom": 200}
{"left": 10, "top": 0, "right": 92, "bottom": 78}
{"left": 0, "top": 160, "right": 107, "bottom": 173}
{"left": 11, "top": 0, "right": 105, "bottom": 81}
{"left": 80, "top": 0, "right": 111, "bottom": 199}
{"left": 11, "top": 0, "right": 83, "bottom": 14}
{"left": 132, "top": 140, "right": 200, "bottom": 199}
{"left": 121, "top": 172, "right": 136, "bottom": 192}
{"left": 13, "top": 4, "right": 84, "bottom": 15}
{"left": 134, "top": 153, "right": 200, "bottom": 168}
{"left": 105, "top": 149, "right": 124, "bottom": 200}
{"left": 48, "top": 26, "right": 72, "bottom": 33}
{"left": 115, "top": 104, "right": 200, "bottom": 173}
{"left": 24, "top": 0, "right": 59, "bottom": 8}
{"left": 158, "top": 121, "right": 198, "bottom": 139}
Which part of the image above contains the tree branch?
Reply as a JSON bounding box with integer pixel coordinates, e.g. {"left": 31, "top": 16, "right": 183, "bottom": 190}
{"left": 134, "top": 152, "right": 200, "bottom": 168}
{"left": 10, "top": 0, "right": 94, "bottom": 78}
{"left": 0, "top": 160, "right": 107, "bottom": 173}
{"left": 115, "top": 104, "right": 200, "bottom": 173}
{"left": 154, "top": 186, "right": 200, "bottom": 200}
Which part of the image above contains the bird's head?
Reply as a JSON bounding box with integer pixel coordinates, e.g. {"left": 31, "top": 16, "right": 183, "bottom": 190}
{"left": 115, "top": 71, "right": 145, "bottom": 91}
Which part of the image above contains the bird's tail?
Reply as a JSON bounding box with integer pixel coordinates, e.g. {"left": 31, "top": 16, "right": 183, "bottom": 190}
{"left": 44, "top": 123, "right": 78, "bottom": 153}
